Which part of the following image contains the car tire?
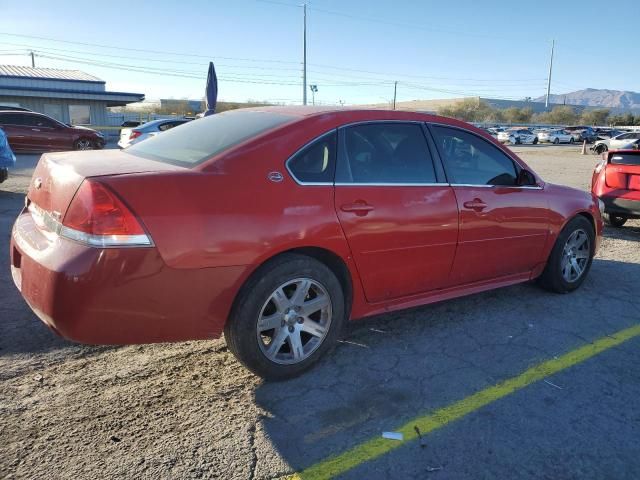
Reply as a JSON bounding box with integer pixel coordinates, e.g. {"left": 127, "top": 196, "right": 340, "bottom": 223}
{"left": 603, "top": 213, "right": 627, "bottom": 228}
{"left": 533, "top": 137, "right": 538, "bottom": 145}
{"left": 514, "top": 137, "right": 521, "bottom": 145}
{"left": 538, "top": 216, "right": 595, "bottom": 294}
{"left": 569, "top": 138, "right": 574, "bottom": 144}
{"left": 74, "top": 138, "right": 94, "bottom": 150}
{"left": 553, "top": 138, "right": 560, "bottom": 145}
{"left": 595, "top": 144, "right": 607, "bottom": 154}
{"left": 224, "top": 253, "right": 346, "bottom": 380}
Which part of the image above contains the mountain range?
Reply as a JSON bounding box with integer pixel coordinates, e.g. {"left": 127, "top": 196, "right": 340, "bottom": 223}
{"left": 534, "top": 89, "right": 640, "bottom": 113}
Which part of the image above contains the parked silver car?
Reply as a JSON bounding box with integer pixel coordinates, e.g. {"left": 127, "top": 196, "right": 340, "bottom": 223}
{"left": 118, "top": 118, "right": 191, "bottom": 149}
{"left": 591, "top": 131, "right": 640, "bottom": 154}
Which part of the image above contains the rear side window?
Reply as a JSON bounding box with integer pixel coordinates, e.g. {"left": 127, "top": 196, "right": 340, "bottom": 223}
{"left": 610, "top": 153, "right": 640, "bottom": 166}
{"left": 0, "top": 113, "right": 28, "bottom": 125}
{"left": 336, "top": 123, "right": 437, "bottom": 184}
{"left": 432, "top": 125, "right": 518, "bottom": 186}
{"left": 287, "top": 131, "right": 336, "bottom": 183}
{"left": 126, "top": 110, "right": 294, "bottom": 167}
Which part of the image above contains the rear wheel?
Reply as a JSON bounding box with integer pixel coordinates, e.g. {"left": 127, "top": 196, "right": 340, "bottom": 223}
{"left": 74, "top": 138, "right": 93, "bottom": 150}
{"left": 533, "top": 137, "right": 538, "bottom": 145}
{"left": 603, "top": 213, "right": 627, "bottom": 228}
{"left": 539, "top": 216, "right": 595, "bottom": 293}
{"left": 224, "top": 253, "right": 346, "bottom": 380}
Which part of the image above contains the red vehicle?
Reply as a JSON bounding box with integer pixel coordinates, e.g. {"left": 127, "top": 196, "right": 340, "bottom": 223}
{"left": 0, "top": 110, "right": 105, "bottom": 152}
{"left": 592, "top": 149, "right": 640, "bottom": 227}
{"left": 10, "top": 108, "right": 603, "bottom": 379}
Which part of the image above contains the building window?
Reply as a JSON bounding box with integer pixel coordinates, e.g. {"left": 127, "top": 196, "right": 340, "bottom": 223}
{"left": 44, "top": 104, "right": 63, "bottom": 122}
{"left": 69, "top": 105, "right": 91, "bottom": 125}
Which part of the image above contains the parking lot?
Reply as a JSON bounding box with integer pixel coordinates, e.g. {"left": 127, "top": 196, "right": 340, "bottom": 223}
{"left": 1, "top": 144, "right": 640, "bottom": 479}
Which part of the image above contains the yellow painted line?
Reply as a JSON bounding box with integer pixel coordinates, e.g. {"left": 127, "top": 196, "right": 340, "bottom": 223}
{"left": 285, "top": 323, "right": 640, "bottom": 480}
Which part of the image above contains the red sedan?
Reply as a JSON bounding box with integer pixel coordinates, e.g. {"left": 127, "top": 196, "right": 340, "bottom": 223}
{"left": 0, "top": 110, "right": 105, "bottom": 152}
{"left": 10, "top": 108, "right": 603, "bottom": 379}
{"left": 592, "top": 149, "right": 640, "bottom": 227}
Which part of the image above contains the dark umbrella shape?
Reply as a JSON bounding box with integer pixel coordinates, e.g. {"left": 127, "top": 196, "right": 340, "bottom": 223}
{"left": 203, "top": 61, "right": 218, "bottom": 117}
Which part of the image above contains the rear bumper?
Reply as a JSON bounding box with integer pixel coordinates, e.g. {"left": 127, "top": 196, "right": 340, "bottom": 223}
{"left": 10, "top": 209, "right": 248, "bottom": 344}
{"left": 600, "top": 195, "right": 640, "bottom": 219}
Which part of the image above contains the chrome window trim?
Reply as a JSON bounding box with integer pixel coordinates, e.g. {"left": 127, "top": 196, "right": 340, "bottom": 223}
{"left": 285, "top": 129, "right": 337, "bottom": 186}
{"left": 335, "top": 182, "right": 447, "bottom": 187}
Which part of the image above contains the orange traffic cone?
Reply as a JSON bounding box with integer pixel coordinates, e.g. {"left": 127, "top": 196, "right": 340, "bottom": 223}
{"left": 581, "top": 140, "right": 587, "bottom": 155}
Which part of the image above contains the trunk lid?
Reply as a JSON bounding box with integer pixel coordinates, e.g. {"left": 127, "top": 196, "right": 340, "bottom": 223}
{"left": 27, "top": 149, "right": 184, "bottom": 217}
{"left": 605, "top": 151, "right": 640, "bottom": 191}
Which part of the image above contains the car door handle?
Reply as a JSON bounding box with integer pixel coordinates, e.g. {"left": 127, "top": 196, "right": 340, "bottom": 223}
{"left": 340, "top": 202, "right": 375, "bottom": 216}
{"left": 463, "top": 199, "right": 488, "bottom": 211}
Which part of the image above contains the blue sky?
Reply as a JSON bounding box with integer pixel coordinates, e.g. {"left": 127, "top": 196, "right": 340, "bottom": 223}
{"left": 0, "top": 0, "right": 637, "bottom": 105}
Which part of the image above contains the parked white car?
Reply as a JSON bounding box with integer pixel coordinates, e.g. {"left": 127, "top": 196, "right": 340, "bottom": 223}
{"left": 497, "top": 129, "right": 538, "bottom": 145}
{"left": 118, "top": 118, "right": 191, "bottom": 149}
{"left": 538, "top": 129, "right": 575, "bottom": 144}
{"left": 591, "top": 131, "right": 640, "bottom": 154}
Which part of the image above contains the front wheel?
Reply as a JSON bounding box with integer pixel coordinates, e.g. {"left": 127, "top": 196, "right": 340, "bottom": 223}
{"left": 74, "top": 138, "right": 94, "bottom": 150}
{"left": 569, "top": 138, "right": 574, "bottom": 144}
{"left": 538, "top": 216, "right": 595, "bottom": 293}
{"left": 533, "top": 137, "right": 538, "bottom": 145}
{"left": 603, "top": 213, "right": 627, "bottom": 228}
{"left": 553, "top": 138, "right": 560, "bottom": 145}
{"left": 224, "top": 253, "right": 346, "bottom": 380}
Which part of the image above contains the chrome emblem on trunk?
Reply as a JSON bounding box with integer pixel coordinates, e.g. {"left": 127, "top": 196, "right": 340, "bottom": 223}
{"left": 34, "top": 177, "right": 42, "bottom": 190}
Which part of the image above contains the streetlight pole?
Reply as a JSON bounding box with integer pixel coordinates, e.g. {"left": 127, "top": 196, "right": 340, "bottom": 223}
{"left": 302, "top": 3, "right": 307, "bottom": 106}
{"left": 545, "top": 39, "right": 554, "bottom": 110}
{"left": 393, "top": 81, "right": 397, "bottom": 110}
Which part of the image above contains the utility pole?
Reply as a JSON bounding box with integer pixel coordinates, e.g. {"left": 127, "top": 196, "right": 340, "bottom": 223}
{"left": 545, "top": 39, "right": 554, "bottom": 110}
{"left": 30, "top": 51, "right": 35, "bottom": 68}
{"left": 393, "top": 81, "right": 398, "bottom": 110}
{"left": 302, "top": 3, "right": 307, "bottom": 106}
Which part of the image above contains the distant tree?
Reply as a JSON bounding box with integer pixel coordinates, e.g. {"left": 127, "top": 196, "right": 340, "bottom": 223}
{"left": 503, "top": 107, "right": 533, "bottom": 124}
{"left": 579, "top": 109, "right": 610, "bottom": 126}
{"left": 534, "top": 106, "right": 578, "bottom": 125}
{"left": 438, "top": 99, "right": 496, "bottom": 122}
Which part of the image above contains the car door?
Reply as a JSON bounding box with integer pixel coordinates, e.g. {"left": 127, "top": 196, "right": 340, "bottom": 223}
{"left": 429, "top": 124, "right": 549, "bottom": 286}
{"left": 30, "top": 115, "right": 71, "bottom": 151}
{"left": 334, "top": 122, "right": 459, "bottom": 303}
{"left": 0, "top": 113, "right": 32, "bottom": 150}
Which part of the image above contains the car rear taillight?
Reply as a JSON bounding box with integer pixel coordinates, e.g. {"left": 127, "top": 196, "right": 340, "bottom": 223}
{"left": 129, "top": 130, "right": 142, "bottom": 140}
{"left": 60, "top": 180, "right": 152, "bottom": 247}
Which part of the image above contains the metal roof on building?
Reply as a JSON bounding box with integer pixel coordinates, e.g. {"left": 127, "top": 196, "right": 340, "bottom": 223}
{"left": 0, "top": 65, "right": 104, "bottom": 83}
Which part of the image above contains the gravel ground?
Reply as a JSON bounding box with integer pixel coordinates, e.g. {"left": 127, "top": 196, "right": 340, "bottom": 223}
{"left": 1, "top": 145, "right": 639, "bottom": 480}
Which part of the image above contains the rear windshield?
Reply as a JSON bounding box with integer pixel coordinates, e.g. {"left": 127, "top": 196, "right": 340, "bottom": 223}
{"left": 610, "top": 153, "right": 640, "bottom": 166}
{"left": 126, "top": 110, "right": 294, "bottom": 167}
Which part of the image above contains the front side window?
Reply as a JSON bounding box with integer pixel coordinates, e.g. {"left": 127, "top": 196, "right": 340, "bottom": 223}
{"left": 287, "top": 131, "right": 336, "bottom": 183}
{"left": 432, "top": 125, "right": 519, "bottom": 186}
{"left": 336, "top": 123, "right": 437, "bottom": 184}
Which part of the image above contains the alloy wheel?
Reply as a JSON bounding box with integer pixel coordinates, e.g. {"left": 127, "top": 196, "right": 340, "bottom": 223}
{"left": 561, "top": 229, "right": 590, "bottom": 282}
{"left": 256, "top": 278, "right": 333, "bottom": 365}
{"left": 76, "top": 139, "right": 92, "bottom": 150}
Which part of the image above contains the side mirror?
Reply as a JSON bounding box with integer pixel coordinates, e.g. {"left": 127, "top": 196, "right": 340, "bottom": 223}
{"left": 517, "top": 169, "right": 537, "bottom": 187}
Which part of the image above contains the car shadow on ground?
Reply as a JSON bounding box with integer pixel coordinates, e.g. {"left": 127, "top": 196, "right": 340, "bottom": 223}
{"left": 253, "top": 258, "right": 640, "bottom": 475}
